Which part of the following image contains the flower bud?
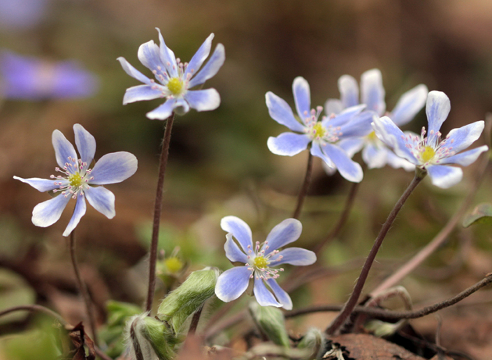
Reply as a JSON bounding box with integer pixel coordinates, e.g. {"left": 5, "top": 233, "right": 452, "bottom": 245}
{"left": 297, "top": 327, "right": 325, "bottom": 359}
{"left": 248, "top": 301, "right": 290, "bottom": 347}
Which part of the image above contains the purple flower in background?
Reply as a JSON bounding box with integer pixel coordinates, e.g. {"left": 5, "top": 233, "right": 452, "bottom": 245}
{"left": 117, "top": 28, "right": 225, "bottom": 120}
{"left": 215, "top": 216, "right": 316, "bottom": 309}
{"left": 266, "top": 77, "right": 373, "bottom": 183}
{"left": 0, "top": 52, "right": 99, "bottom": 100}
{"left": 325, "top": 69, "right": 428, "bottom": 171}
{"left": 14, "top": 124, "right": 138, "bottom": 236}
{"left": 373, "top": 91, "right": 488, "bottom": 188}
{"left": 0, "top": 0, "right": 50, "bottom": 30}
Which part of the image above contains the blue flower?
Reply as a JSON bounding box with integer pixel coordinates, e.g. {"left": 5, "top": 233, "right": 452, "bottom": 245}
{"left": 325, "top": 69, "right": 428, "bottom": 170}
{"left": 373, "top": 91, "right": 488, "bottom": 188}
{"left": 215, "top": 216, "right": 316, "bottom": 309}
{"left": 0, "top": 51, "right": 99, "bottom": 100}
{"left": 266, "top": 77, "right": 373, "bottom": 183}
{"left": 14, "top": 124, "right": 138, "bottom": 236}
{"left": 117, "top": 28, "right": 225, "bottom": 120}
{"left": 0, "top": 0, "right": 50, "bottom": 30}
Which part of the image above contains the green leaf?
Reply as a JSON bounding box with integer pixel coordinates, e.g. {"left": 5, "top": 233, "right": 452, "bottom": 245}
{"left": 249, "top": 302, "right": 290, "bottom": 348}
{"left": 463, "top": 203, "right": 492, "bottom": 227}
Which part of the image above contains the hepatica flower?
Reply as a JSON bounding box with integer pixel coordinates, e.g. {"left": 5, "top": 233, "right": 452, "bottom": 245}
{"left": 215, "top": 216, "right": 316, "bottom": 309}
{"left": 326, "top": 69, "right": 428, "bottom": 171}
{"left": 373, "top": 91, "right": 488, "bottom": 188}
{"left": 14, "top": 124, "right": 138, "bottom": 236}
{"left": 266, "top": 77, "right": 373, "bottom": 183}
{"left": 118, "top": 28, "right": 225, "bottom": 120}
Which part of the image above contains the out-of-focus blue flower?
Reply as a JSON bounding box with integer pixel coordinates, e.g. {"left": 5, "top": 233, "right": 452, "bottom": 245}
{"left": 14, "top": 124, "right": 138, "bottom": 236}
{"left": 373, "top": 91, "right": 488, "bottom": 188}
{"left": 0, "top": 0, "right": 50, "bottom": 30}
{"left": 266, "top": 77, "right": 373, "bottom": 183}
{"left": 325, "top": 69, "right": 428, "bottom": 171}
{"left": 117, "top": 28, "right": 225, "bottom": 120}
{"left": 215, "top": 216, "right": 316, "bottom": 309}
{"left": 0, "top": 52, "right": 99, "bottom": 100}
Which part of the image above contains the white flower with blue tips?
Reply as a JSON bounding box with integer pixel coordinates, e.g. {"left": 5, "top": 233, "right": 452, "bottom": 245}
{"left": 14, "top": 124, "right": 138, "bottom": 236}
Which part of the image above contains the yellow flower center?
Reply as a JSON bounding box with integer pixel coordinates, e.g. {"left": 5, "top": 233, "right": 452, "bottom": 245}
{"left": 421, "top": 146, "right": 436, "bottom": 163}
{"left": 68, "top": 172, "right": 83, "bottom": 188}
{"left": 367, "top": 131, "right": 377, "bottom": 141}
{"left": 167, "top": 77, "right": 184, "bottom": 95}
{"left": 253, "top": 256, "right": 268, "bottom": 269}
{"left": 312, "top": 122, "right": 326, "bottom": 138}
{"left": 164, "top": 257, "right": 183, "bottom": 273}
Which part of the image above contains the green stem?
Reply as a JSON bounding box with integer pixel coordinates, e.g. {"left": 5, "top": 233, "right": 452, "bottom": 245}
{"left": 292, "top": 151, "right": 313, "bottom": 219}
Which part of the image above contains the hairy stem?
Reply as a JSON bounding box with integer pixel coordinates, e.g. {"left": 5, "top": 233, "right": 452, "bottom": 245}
{"left": 292, "top": 151, "right": 313, "bottom": 219}
{"left": 188, "top": 305, "right": 204, "bottom": 335}
{"left": 325, "top": 173, "right": 424, "bottom": 335}
{"left": 146, "top": 113, "right": 175, "bottom": 313}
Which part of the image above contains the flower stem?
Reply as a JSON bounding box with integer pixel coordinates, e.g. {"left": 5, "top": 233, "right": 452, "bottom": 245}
{"left": 325, "top": 173, "right": 424, "bottom": 335}
{"left": 146, "top": 113, "right": 175, "bottom": 313}
{"left": 292, "top": 150, "right": 313, "bottom": 219}
{"left": 69, "top": 230, "right": 98, "bottom": 346}
{"left": 188, "top": 305, "right": 204, "bottom": 335}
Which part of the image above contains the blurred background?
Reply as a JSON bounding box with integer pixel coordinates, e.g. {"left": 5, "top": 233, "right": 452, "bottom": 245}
{"left": 1, "top": 0, "right": 492, "bottom": 358}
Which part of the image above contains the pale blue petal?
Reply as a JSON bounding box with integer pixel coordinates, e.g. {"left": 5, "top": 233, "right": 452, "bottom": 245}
{"left": 123, "top": 85, "right": 164, "bottom": 105}
{"left": 323, "top": 144, "right": 363, "bottom": 183}
{"left": 73, "top": 124, "right": 96, "bottom": 168}
{"left": 362, "top": 143, "right": 387, "bottom": 169}
{"left": 32, "top": 194, "right": 71, "bottom": 228}
{"left": 137, "top": 40, "right": 163, "bottom": 73}
{"left": 63, "top": 194, "right": 86, "bottom": 237}
{"left": 439, "top": 145, "right": 488, "bottom": 166}
{"left": 188, "top": 44, "right": 225, "bottom": 88}
{"left": 185, "top": 89, "right": 220, "bottom": 111}
{"left": 265, "top": 92, "right": 305, "bottom": 132}
{"left": 426, "top": 91, "right": 451, "bottom": 144}
{"left": 338, "top": 110, "right": 374, "bottom": 138}
{"left": 338, "top": 75, "right": 359, "bottom": 108}
{"left": 324, "top": 98, "right": 343, "bottom": 115}
{"left": 323, "top": 104, "right": 365, "bottom": 128}
{"left": 426, "top": 164, "right": 462, "bottom": 188}
{"left": 254, "top": 277, "right": 281, "bottom": 307}
{"left": 220, "top": 216, "right": 253, "bottom": 253}
{"left": 267, "top": 133, "right": 310, "bottom": 156}
{"left": 386, "top": 150, "right": 415, "bottom": 171}
{"left": 266, "top": 279, "right": 292, "bottom": 310}
{"left": 224, "top": 233, "right": 248, "bottom": 263}
{"left": 372, "top": 116, "right": 418, "bottom": 164}
{"left": 390, "top": 84, "right": 428, "bottom": 126}
{"left": 185, "top": 33, "right": 214, "bottom": 78}
{"left": 270, "top": 247, "right": 316, "bottom": 266}
{"left": 338, "top": 138, "right": 364, "bottom": 158}
{"left": 311, "top": 142, "right": 334, "bottom": 168}
{"left": 52, "top": 130, "right": 77, "bottom": 170}
{"left": 89, "top": 152, "right": 138, "bottom": 185}
{"left": 293, "top": 77, "right": 311, "bottom": 120}
{"left": 264, "top": 218, "right": 302, "bottom": 254}
{"left": 444, "top": 121, "right": 485, "bottom": 154}
{"left": 84, "top": 186, "right": 115, "bottom": 218}
{"left": 13, "top": 176, "right": 59, "bottom": 192}
{"left": 215, "top": 266, "right": 252, "bottom": 302}
{"left": 117, "top": 57, "right": 151, "bottom": 85}
{"left": 156, "top": 28, "right": 177, "bottom": 77}
{"left": 146, "top": 98, "right": 177, "bottom": 120}
{"left": 361, "top": 69, "right": 385, "bottom": 115}
{"left": 322, "top": 160, "right": 337, "bottom": 176}
{"left": 172, "top": 98, "right": 190, "bottom": 116}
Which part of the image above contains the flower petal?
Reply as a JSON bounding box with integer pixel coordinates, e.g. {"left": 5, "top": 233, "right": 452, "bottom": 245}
{"left": 338, "top": 110, "right": 374, "bottom": 138}
{"left": 293, "top": 77, "right": 310, "bottom": 121}
{"left": 52, "top": 129, "right": 77, "bottom": 170}
{"left": 63, "top": 194, "right": 87, "bottom": 237}
{"left": 89, "top": 152, "right": 138, "bottom": 185}
{"left": 156, "top": 28, "right": 178, "bottom": 77}
{"left": 426, "top": 91, "right": 451, "bottom": 144}
{"left": 338, "top": 74, "right": 359, "bottom": 108}
{"left": 338, "top": 137, "right": 365, "bottom": 158}
{"left": 323, "top": 104, "right": 365, "bottom": 128}
{"left": 362, "top": 143, "right": 388, "bottom": 169}
{"left": 185, "top": 88, "right": 220, "bottom": 111}
{"left": 84, "top": 186, "right": 115, "bottom": 218}
{"left": 322, "top": 144, "right": 363, "bottom": 183}
{"left": 444, "top": 121, "right": 485, "bottom": 154}
{"left": 372, "top": 116, "right": 418, "bottom": 164}
{"left": 386, "top": 151, "right": 415, "bottom": 171}
{"left": 185, "top": 33, "right": 214, "bottom": 78}
{"left": 253, "top": 277, "right": 281, "bottom": 307}
{"left": 173, "top": 98, "right": 190, "bottom": 115}
{"left": 270, "top": 247, "right": 316, "bottom": 266}
{"left": 440, "top": 145, "right": 488, "bottom": 166}
{"left": 265, "top": 279, "right": 292, "bottom": 310}
{"left": 267, "top": 132, "right": 310, "bottom": 156}
{"left": 138, "top": 40, "right": 163, "bottom": 73}
{"left": 390, "top": 84, "right": 428, "bottom": 126}
{"left": 311, "top": 142, "right": 334, "bottom": 168}
{"left": 117, "top": 57, "right": 151, "bottom": 85}
{"left": 13, "top": 176, "right": 59, "bottom": 192}
{"left": 32, "top": 194, "right": 71, "bottom": 228}
{"left": 188, "top": 44, "right": 225, "bottom": 88}
{"left": 220, "top": 216, "right": 253, "bottom": 253}
{"left": 224, "top": 233, "right": 248, "bottom": 263}
{"left": 146, "top": 98, "right": 177, "bottom": 120}
{"left": 324, "top": 98, "right": 343, "bottom": 115}
{"left": 74, "top": 124, "right": 96, "bottom": 168}
{"left": 123, "top": 84, "right": 164, "bottom": 104}
{"left": 264, "top": 218, "right": 302, "bottom": 254}
{"left": 215, "top": 266, "right": 252, "bottom": 302}
{"left": 265, "top": 92, "right": 305, "bottom": 132}
{"left": 426, "top": 164, "right": 463, "bottom": 188}
{"left": 361, "top": 69, "right": 385, "bottom": 115}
